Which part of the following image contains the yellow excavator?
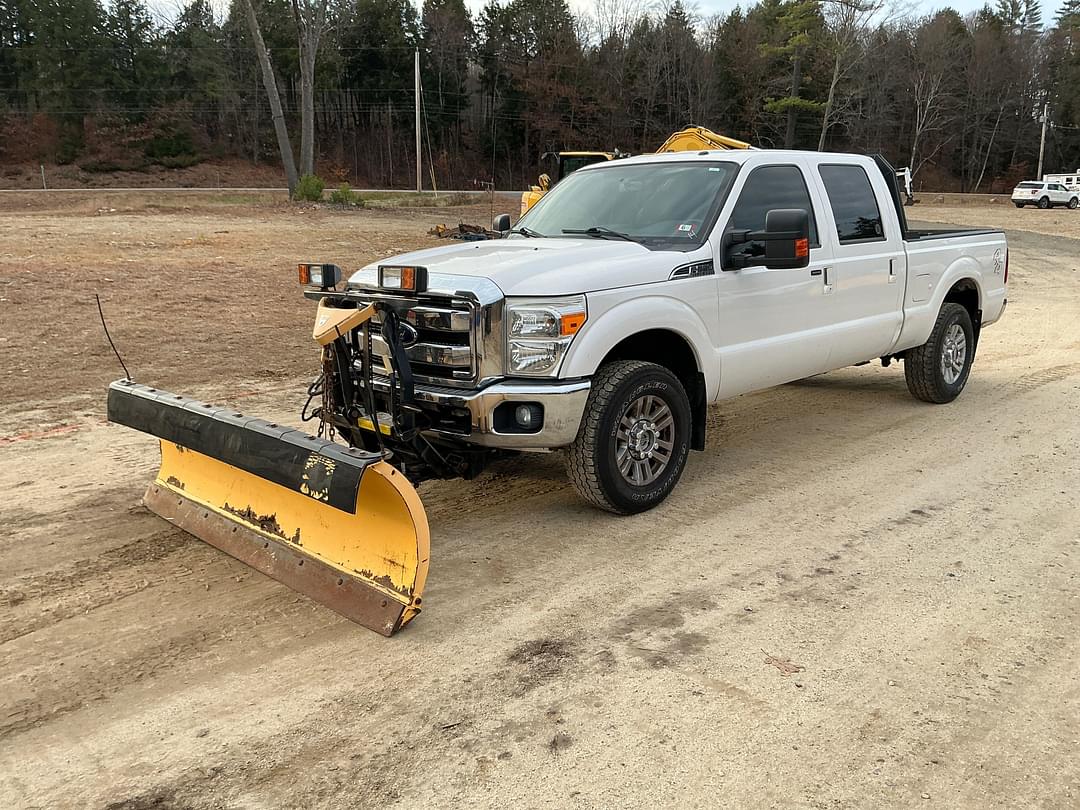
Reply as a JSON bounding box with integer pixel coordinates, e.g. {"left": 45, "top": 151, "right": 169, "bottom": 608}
{"left": 520, "top": 126, "right": 753, "bottom": 214}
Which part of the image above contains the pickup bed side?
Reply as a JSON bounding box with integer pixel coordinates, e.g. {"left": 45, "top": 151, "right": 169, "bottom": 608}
{"left": 871, "top": 155, "right": 1008, "bottom": 354}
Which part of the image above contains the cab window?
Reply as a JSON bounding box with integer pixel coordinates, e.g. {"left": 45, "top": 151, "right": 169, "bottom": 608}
{"left": 819, "top": 164, "right": 885, "bottom": 243}
{"left": 727, "top": 165, "right": 818, "bottom": 261}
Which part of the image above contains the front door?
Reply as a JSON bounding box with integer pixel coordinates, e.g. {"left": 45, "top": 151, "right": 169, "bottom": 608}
{"left": 713, "top": 162, "right": 835, "bottom": 398}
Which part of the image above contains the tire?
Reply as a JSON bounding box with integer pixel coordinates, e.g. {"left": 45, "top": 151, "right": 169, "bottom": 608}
{"left": 1069, "top": 197, "right": 1078, "bottom": 210}
{"left": 567, "top": 360, "right": 691, "bottom": 515}
{"left": 1014, "top": 202, "right": 1024, "bottom": 208}
{"left": 1038, "top": 196, "right": 1050, "bottom": 209}
{"left": 904, "top": 303, "right": 975, "bottom": 404}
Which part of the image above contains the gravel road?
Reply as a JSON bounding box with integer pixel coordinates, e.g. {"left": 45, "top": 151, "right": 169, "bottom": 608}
{"left": 1, "top": 197, "right": 1077, "bottom": 808}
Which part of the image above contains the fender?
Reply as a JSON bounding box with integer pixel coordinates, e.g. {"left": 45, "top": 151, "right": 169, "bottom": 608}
{"left": 560, "top": 291, "right": 719, "bottom": 400}
{"left": 894, "top": 254, "right": 984, "bottom": 354}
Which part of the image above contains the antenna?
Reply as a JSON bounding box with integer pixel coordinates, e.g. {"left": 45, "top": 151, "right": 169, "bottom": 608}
{"left": 95, "top": 294, "right": 132, "bottom": 381}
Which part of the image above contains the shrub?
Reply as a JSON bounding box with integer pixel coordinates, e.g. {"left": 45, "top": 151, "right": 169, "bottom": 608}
{"left": 79, "top": 157, "right": 149, "bottom": 173}
{"left": 56, "top": 136, "right": 81, "bottom": 166}
{"left": 294, "top": 173, "right": 325, "bottom": 201}
{"left": 144, "top": 131, "right": 196, "bottom": 160}
{"left": 329, "top": 182, "right": 364, "bottom": 206}
{"left": 158, "top": 153, "right": 201, "bottom": 169}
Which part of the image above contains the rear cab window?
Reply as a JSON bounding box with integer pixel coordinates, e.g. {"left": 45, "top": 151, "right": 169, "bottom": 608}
{"left": 818, "top": 164, "right": 885, "bottom": 243}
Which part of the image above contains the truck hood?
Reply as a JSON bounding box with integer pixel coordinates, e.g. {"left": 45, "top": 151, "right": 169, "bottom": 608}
{"left": 349, "top": 237, "right": 698, "bottom": 297}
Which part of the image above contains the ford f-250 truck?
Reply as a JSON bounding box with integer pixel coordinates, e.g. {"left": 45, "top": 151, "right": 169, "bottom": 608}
{"left": 302, "top": 150, "right": 1008, "bottom": 514}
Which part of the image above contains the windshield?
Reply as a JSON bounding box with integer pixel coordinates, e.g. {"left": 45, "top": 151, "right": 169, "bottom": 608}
{"left": 519, "top": 161, "right": 737, "bottom": 245}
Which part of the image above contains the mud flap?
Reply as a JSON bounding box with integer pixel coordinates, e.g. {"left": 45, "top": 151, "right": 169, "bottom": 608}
{"left": 107, "top": 380, "right": 429, "bottom": 636}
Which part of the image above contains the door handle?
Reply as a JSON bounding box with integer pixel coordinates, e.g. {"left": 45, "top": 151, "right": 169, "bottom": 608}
{"left": 821, "top": 266, "right": 834, "bottom": 295}
{"left": 888, "top": 258, "right": 898, "bottom": 284}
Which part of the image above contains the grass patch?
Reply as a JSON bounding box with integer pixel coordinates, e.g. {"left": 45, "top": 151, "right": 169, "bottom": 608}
{"left": 358, "top": 191, "right": 479, "bottom": 208}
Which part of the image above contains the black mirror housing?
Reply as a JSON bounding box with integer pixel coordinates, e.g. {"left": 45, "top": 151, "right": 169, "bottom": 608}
{"left": 762, "top": 208, "right": 810, "bottom": 269}
{"left": 492, "top": 213, "right": 512, "bottom": 233}
{"left": 722, "top": 208, "right": 811, "bottom": 271}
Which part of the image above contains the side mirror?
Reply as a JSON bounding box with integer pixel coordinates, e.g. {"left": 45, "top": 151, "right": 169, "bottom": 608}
{"left": 493, "top": 213, "right": 512, "bottom": 233}
{"left": 722, "top": 208, "right": 811, "bottom": 271}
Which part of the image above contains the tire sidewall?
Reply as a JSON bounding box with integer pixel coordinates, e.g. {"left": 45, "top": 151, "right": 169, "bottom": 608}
{"left": 1070, "top": 198, "right": 1079, "bottom": 209}
{"left": 595, "top": 370, "right": 691, "bottom": 513}
{"left": 932, "top": 305, "right": 974, "bottom": 399}
{"left": 1038, "top": 197, "right": 1050, "bottom": 209}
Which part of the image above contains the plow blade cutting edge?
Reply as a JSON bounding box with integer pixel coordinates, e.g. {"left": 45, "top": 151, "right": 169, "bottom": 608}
{"left": 107, "top": 380, "right": 429, "bottom": 636}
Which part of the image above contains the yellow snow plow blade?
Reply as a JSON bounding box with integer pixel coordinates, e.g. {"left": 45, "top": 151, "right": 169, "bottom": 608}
{"left": 107, "top": 380, "right": 429, "bottom": 636}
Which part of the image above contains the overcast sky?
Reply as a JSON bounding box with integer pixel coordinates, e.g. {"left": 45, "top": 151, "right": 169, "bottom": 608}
{"left": 145, "top": 0, "right": 1032, "bottom": 26}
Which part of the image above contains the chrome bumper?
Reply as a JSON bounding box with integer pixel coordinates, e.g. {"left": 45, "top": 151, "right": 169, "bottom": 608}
{"left": 371, "top": 377, "right": 591, "bottom": 450}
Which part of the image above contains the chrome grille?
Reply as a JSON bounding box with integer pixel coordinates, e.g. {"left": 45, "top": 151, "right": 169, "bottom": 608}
{"left": 366, "top": 298, "right": 477, "bottom": 385}
{"left": 337, "top": 270, "right": 505, "bottom": 389}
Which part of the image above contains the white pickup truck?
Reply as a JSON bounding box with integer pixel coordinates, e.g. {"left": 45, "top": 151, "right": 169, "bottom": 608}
{"left": 304, "top": 150, "right": 1008, "bottom": 514}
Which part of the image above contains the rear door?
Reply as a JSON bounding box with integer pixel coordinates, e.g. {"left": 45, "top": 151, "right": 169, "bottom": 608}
{"left": 712, "top": 161, "right": 836, "bottom": 397}
{"left": 812, "top": 160, "right": 906, "bottom": 365}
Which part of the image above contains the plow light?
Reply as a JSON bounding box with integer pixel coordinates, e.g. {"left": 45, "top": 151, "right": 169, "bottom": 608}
{"left": 379, "top": 265, "right": 427, "bottom": 293}
{"left": 299, "top": 263, "right": 342, "bottom": 290}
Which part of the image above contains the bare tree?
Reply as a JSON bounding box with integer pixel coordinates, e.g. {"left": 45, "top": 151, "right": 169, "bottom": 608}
{"left": 243, "top": 0, "right": 298, "bottom": 196}
{"left": 291, "top": 0, "right": 329, "bottom": 177}
{"left": 817, "top": 0, "right": 886, "bottom": 151}
{"left": 908, "top": 15, "right": 962, "bottom": 175}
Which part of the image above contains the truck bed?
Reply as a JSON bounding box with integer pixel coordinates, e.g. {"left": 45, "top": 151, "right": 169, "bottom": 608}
{"left": 904, "top": 226, "right": 1004, "bottom": 242}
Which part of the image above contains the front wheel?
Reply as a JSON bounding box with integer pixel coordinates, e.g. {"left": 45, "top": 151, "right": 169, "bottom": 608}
{"left": 904, "top": 303, "right": 974, "bottom": 404}
{"left": 1069, "top": 197, "right": 1079, "bottom": 210}
{"left": 1038, "top": 196, "right": 1050, "bottom": 209}
{"left": 567, "top": 360, "right": 691, "bottom": 514}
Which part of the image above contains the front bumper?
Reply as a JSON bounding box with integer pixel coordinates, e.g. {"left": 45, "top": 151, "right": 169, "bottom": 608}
{"left": 369, "top": 377, "right": 591, "bottom": 450}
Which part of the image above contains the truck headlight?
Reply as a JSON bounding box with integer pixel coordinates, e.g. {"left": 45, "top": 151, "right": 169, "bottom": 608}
{"left": 506, "top": 296, "right": 587, "bottom": 376}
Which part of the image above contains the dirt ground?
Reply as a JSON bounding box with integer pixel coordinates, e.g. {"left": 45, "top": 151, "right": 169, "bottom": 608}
{"left": 1, "top": 194, "right": 1078, "bottom": 808}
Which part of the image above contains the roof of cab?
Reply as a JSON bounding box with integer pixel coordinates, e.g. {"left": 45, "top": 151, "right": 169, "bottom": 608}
{"left": 578, "top": 149, "right": 870, "bottom": 169}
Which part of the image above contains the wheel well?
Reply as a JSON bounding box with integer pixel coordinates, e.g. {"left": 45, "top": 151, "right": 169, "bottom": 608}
{"left": 944, "top": 278, "right": 982, "bottom": 346}
{"left": 600, "top": 329, "right": 707, "bottom": 451}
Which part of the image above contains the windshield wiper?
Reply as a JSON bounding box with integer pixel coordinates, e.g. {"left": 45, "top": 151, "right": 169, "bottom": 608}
{"left": 510, "top": 225, "right": 542, "bottom": 238}
{"left": 561, "top": 226, "right": 643, "bottom": 244}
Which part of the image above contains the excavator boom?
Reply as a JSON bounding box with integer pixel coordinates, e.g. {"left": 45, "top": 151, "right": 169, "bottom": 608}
{"left": 655, "top": 126, "right": 753, "bottom": 153}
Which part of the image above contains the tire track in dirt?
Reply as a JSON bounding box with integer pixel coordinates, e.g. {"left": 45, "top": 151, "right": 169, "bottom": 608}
{"left": 0, "top": 574, "right": 350, "bottom": 743}
{"left": 1, "top": 528, "right": 196, "bottom": 644}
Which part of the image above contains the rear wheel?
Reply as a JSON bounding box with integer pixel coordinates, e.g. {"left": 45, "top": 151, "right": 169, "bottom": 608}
{"left": 567, "top": 360, "right": 691, "bottom": 514}
{"left": 1014, "top": 202, "right": 1024, "bottom": 208}
{"left": 1038, "top": 196, "right": 1050, "bottom": 209}
{"left": 904, "top": 303, "right": 974, "bottom": 404}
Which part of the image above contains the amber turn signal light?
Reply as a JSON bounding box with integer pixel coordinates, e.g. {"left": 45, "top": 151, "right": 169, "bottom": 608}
{"left": 560, "top": 311, "right": 587, "bottom": 336}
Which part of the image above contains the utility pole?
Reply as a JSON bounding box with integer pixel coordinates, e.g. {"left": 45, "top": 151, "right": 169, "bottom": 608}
{"left": 415, "top": 48, "right": 421, "bottom": 193}
{"left": 1037, "top": 101, "right": 1049, "bottom": 180}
